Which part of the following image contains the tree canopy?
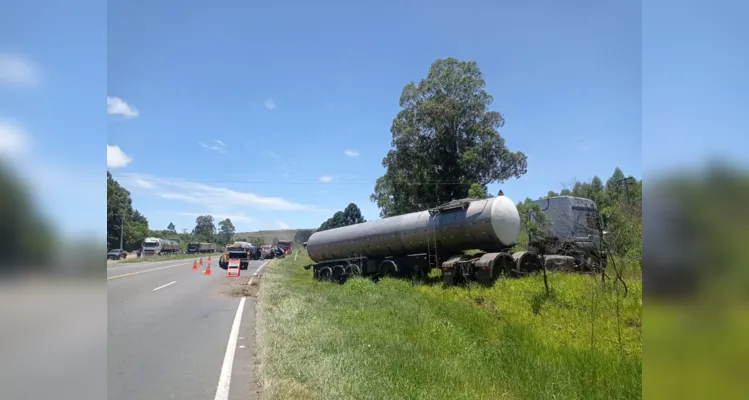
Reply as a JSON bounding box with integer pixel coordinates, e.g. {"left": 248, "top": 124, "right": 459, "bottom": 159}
{"left": 192, "top": 215, "right": 216, "bottom": 242}
{"left": 318, "top": 203, "right": 366, "bottom": 232}
{"left": 370, "top": 58, "right": 528, "bottom": 217}
{"left": 218, "top": 218, "right": 236, "bottom": 245}
{"left": 107, "top": 171, "right": 150, "bottom": 251}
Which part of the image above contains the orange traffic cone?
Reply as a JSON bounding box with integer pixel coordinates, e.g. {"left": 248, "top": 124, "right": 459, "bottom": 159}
{"left": 208, "top": 255, "right": 212, "bottom": 262}
{"left": 204, "top": 261, "right": 212, "bottom": 275}
{"left": 192, "top": 260, "right": 198, "bottom": 271}
{"left": 199, "top": 257, "right": 204, "bottom": 266}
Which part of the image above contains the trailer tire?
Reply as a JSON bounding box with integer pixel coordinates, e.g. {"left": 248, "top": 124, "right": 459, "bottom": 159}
{"left": 344, "top": 264, "right": 361, "bottom": 277}
{"left": 378, "top": 260, "right": 398, "bottom": 278}
{"left": 332, "top": 265, "right": 346, "bottom": 283}
{"left": 318, "top": 266, "right": 333, "bottom": 282}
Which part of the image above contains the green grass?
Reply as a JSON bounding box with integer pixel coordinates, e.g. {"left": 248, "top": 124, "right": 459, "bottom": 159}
{"left": 118, "top": 252, "right": 219, "bottom": 263}
{"left": 256, "top": 252, "right": 642, "bottom": 400}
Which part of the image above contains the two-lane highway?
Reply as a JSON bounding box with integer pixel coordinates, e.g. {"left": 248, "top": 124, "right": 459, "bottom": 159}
{"left": 108, "top": 257, "right": 267, "bottom": 400}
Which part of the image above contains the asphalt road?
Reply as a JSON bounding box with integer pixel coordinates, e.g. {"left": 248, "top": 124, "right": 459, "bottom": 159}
{"left": 108, "top": 257, "right": 267, "bottom": 400}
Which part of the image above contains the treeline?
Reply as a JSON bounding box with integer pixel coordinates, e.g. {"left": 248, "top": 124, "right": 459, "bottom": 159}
{"left": 107, "top": 172, "right": 238, "bottom": 250}
{"left": 317, "top": 203, "right": 366, "bottom": 232}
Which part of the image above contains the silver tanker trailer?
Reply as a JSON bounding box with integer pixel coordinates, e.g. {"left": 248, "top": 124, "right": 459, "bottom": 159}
{"left": 304, "top": 194, "right": 549, "bottom": 285}
{"left": 304, "top": 193, "right": 608, "bottom": 285}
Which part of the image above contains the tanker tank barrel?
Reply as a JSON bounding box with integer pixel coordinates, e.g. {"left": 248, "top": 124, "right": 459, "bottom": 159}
{"left": 306, "top": 195, "right": 521, "bottom": 263}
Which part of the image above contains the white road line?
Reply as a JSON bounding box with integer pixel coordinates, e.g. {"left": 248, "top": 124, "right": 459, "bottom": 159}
{"left": 214, "top": 296, "right": 246, "bottom": 400}
{"left": 152, "top": 281, "right": 177, "bottom": 291}
{"left": 248, "top": 260, "right": 270, "bottom": 286}
{"left": 254, "top": 260, "right": 269, "bottom": 276}
{"left": 107, "top": 263, "right": 190, "bottom": 280}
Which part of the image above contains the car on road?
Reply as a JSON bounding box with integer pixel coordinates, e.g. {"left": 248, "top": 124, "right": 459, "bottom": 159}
{"left": 107, "top": 249, "right": 128, "bottom": 260}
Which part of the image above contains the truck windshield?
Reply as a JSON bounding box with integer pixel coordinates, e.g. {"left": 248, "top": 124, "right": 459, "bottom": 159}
{"left": 142, "top": 242, "right": 159, "bottom": 248}
{"left": 572, "top": 206, "right": 602, "bottom": 232}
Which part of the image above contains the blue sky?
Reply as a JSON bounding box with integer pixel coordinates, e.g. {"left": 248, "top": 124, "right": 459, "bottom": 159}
{"left": 1, "top": 0, "right": 745, "bottom": 236}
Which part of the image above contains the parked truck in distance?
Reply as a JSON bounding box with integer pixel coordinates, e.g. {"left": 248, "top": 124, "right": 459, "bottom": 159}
{"left": 303, "top": 194, "right": 608, "bottom": 286}
{"left": 141, "top": 237, "right": 180, "bottom": 256}
{"left": 187, "top": 242, "right": 218, "bottom": 254}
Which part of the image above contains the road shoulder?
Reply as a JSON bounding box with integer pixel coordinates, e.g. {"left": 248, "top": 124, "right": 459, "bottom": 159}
{"left": 221, "top": 260, "right": 272, "bottom": 400}
{"left": 228, "top": 295, "right": 258, "bottom": 400}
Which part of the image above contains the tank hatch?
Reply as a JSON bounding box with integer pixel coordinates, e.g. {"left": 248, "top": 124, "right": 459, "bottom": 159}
{"left": 428, "top": 198, "right": 478, "bottom": 215}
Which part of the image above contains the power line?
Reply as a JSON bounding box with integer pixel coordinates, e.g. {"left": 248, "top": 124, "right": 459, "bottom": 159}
{"left": 121, "top": 178, "right": 497, "bottom": 186}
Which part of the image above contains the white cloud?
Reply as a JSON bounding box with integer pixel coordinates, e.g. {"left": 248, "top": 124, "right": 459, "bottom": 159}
{"left": 106, "top": 145, "right": 132, "bottom": 169}
{"left": 344, "top": 149, "right": 359, "bottom": 157}
{"left": 199, "top": 139, "right": 226, "bottom": 153}
{"left": 115, "top": 172, "right": 329, "bottom": 214}
{"left": 0, "top": 53, "right": 39, "bottom": 86}
{"left": 106, "top": 96, "right": 139, "bottom": 118}
{"left": 275, "top": 220, "right": 291, "bottom": 229}
{"left": 0, "top": 119, "right": 30, "bottom": 158}
{"left": 318, "top": 175, "right": 334, "bottom": 183}
{"left": 264, "top": 98, "right": 277, "bottom": 110}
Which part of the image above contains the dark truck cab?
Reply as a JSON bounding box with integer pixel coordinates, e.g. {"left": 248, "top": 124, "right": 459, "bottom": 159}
{"left": 187, "top": 242, "right": 200, "bottom": 254}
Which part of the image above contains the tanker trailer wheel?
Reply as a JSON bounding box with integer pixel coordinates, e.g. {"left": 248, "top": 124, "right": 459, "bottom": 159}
{"left": 331, "top": 265, "right": 346, "bottom": 284}
{"left": 318, "top": 266, "right": 333, "bottom": 282}
{"left": 344, "top": 264, "right": 361, "bottom": 278}
{"left": 377, "top": 260, "right": 398, "bottom": 280}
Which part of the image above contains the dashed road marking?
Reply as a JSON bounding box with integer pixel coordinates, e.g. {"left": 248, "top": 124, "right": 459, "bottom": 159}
{"left": 153, "top": 281, "right": 177, "bottom": 291}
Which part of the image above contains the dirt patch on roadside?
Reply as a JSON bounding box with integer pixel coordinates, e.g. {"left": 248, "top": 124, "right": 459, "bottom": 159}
{"left": 222, "top": 275, "right": 262, "bottom": 298}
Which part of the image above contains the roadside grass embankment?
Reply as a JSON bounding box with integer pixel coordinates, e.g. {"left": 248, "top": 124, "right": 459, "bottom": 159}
{"left": 256, "top": 252, "right": 642, "bottom": 400}
{"left": 119, "top": 252, "right": 220, "bottom": 264}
